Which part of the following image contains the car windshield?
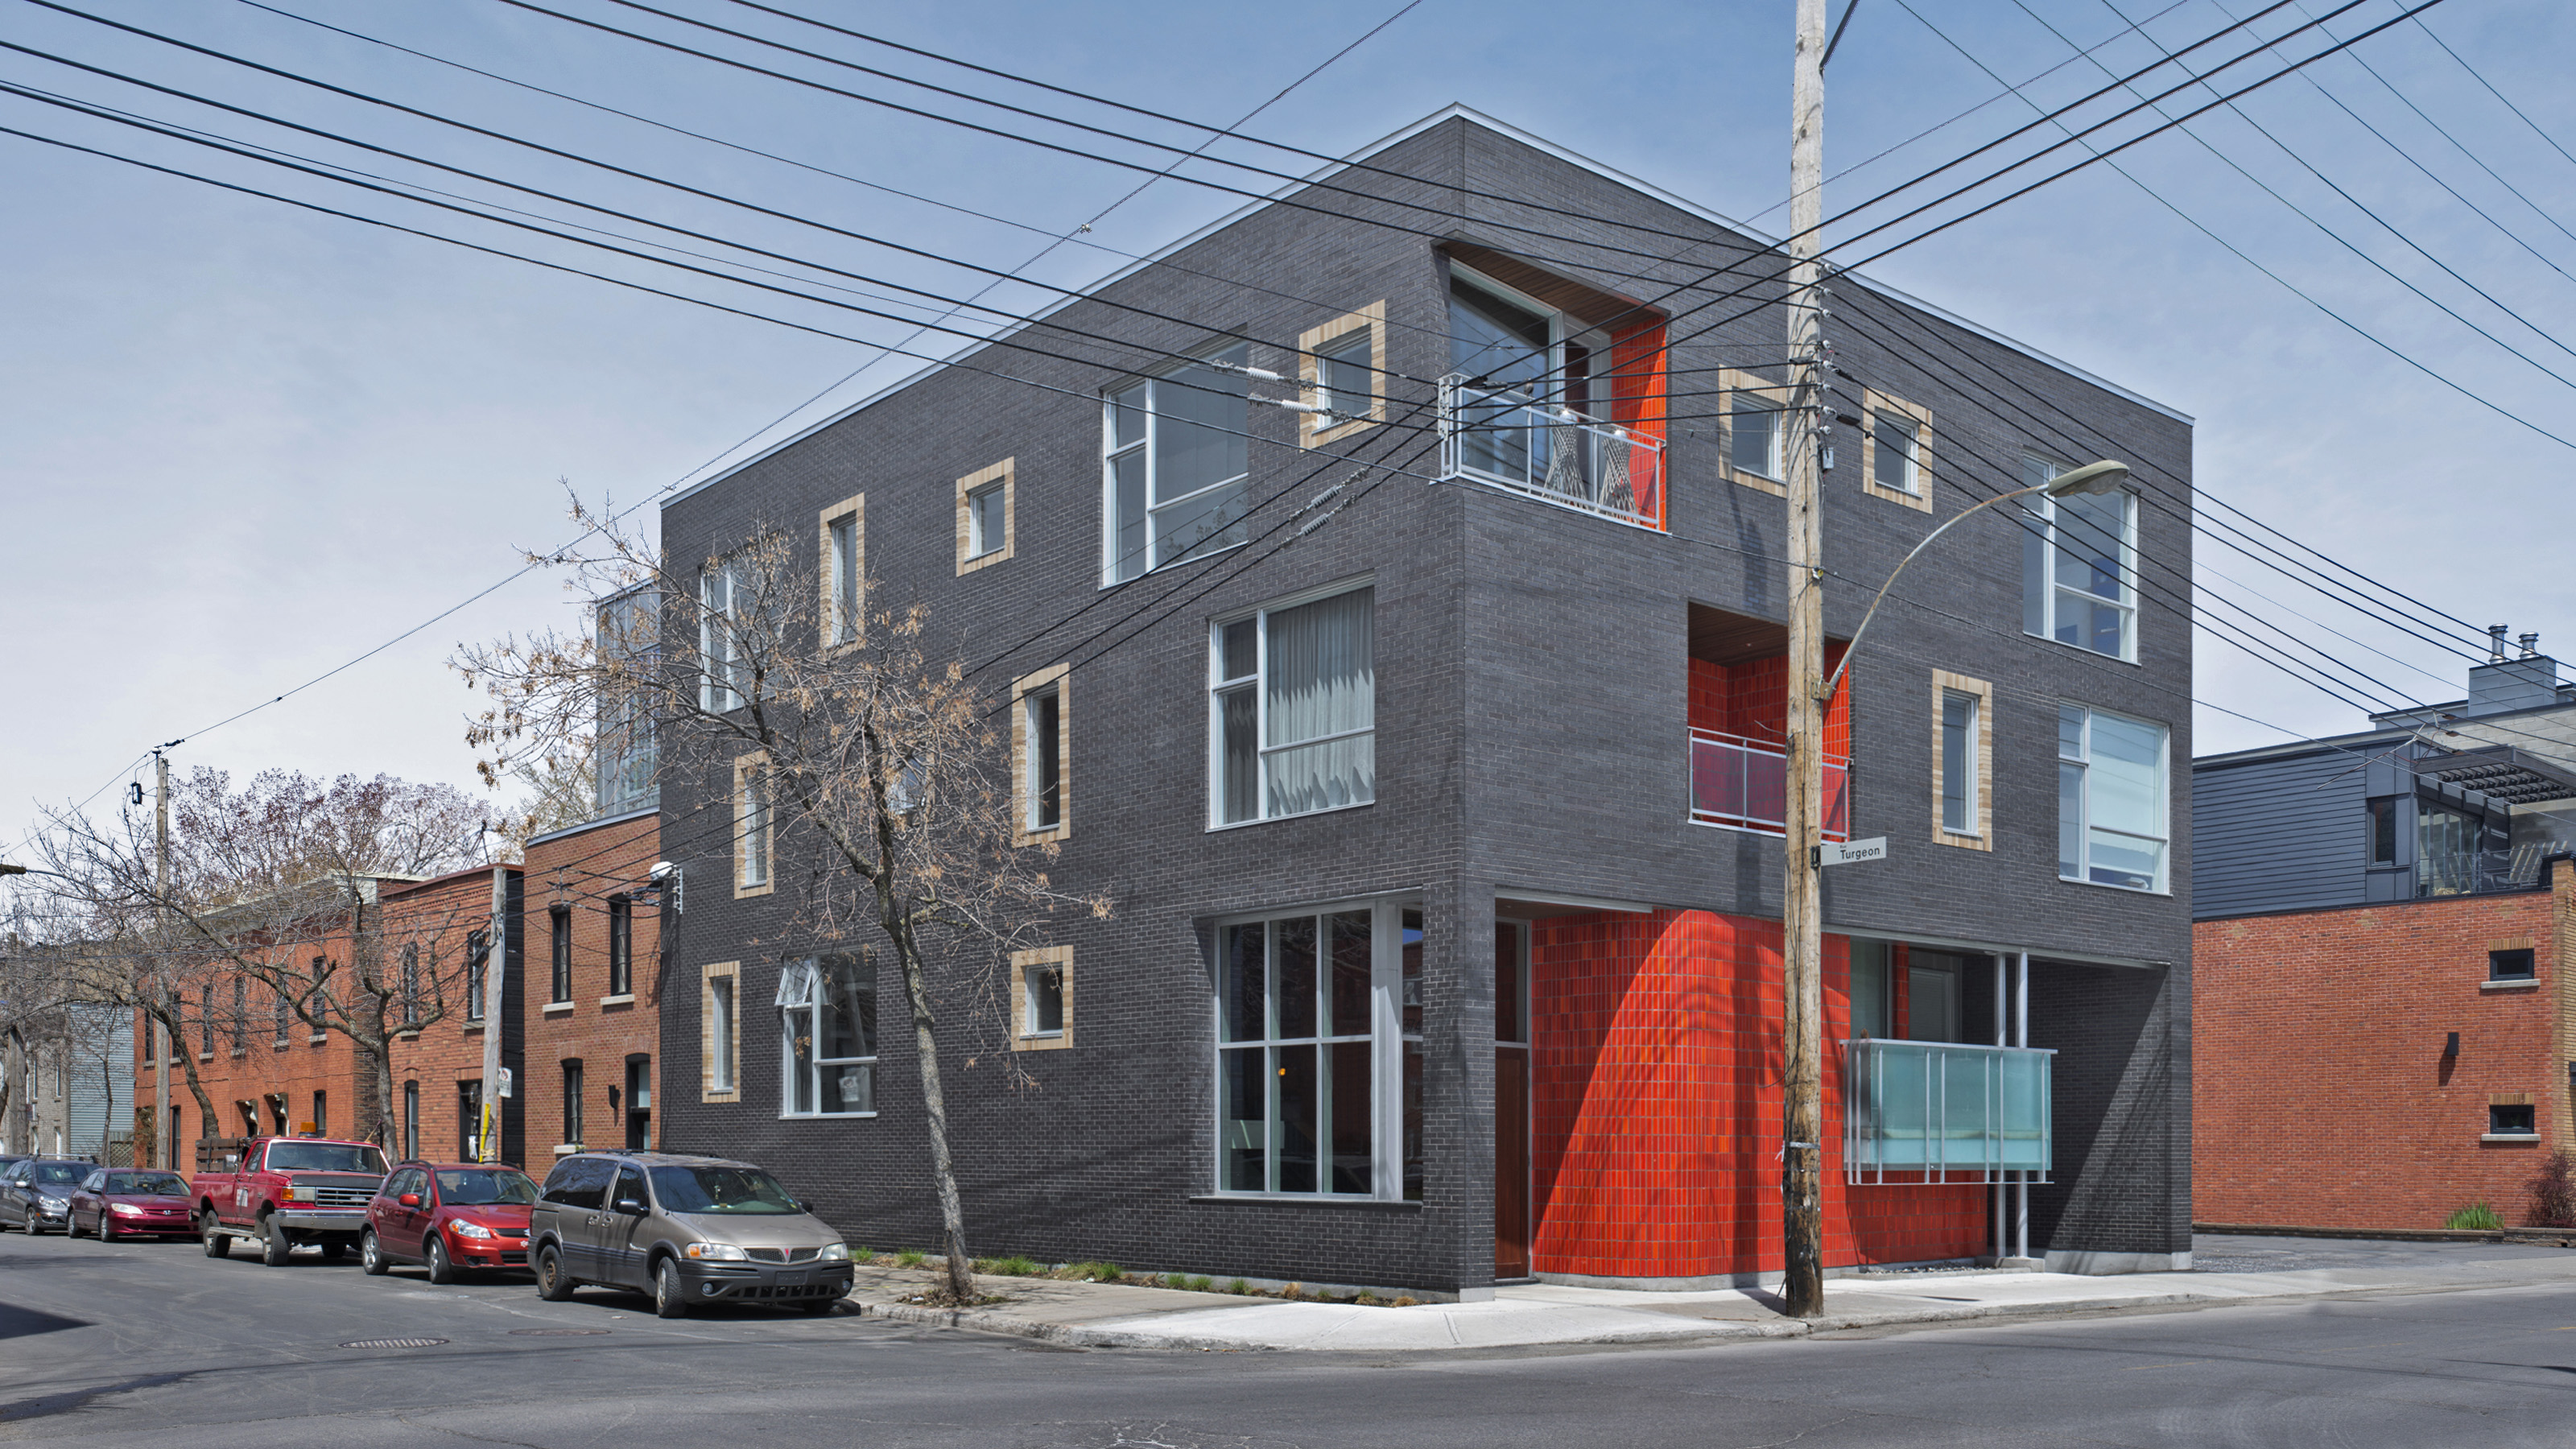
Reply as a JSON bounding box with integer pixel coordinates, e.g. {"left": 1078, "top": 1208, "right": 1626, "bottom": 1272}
{"left": 33, "top": 1163, "right": 86, "bottom": 1186}
{"left": 105, "top": 1173, "right": 187, "bottom": 1195}
{"left": 265, "top": 1142, "right": 388, "bottom": 1174}
{"left": 435, "top": 1169, "right": 536, "bottom": 1206}
{"left": 647, "top": 1165, "right": 801, "bottom": 1215}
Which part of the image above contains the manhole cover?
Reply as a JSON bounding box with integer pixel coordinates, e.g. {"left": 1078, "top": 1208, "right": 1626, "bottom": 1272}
{"left": 507, "top": 1328, "right": 609, "bottom": 1336}
{"left": 340, "top": 1338, "right": 448, "bottom": 1349}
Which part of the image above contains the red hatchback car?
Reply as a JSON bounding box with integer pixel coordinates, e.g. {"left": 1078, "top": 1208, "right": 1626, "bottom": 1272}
{"left": 362, "top": 1162, "right": 538, "bottom": 1282}
{"left": 68, "top": 1169, "right": 195, "bottom": 1241}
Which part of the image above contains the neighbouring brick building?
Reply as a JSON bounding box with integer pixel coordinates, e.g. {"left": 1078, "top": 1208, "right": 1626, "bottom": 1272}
{"left": 653, "top": 109, "right": 2196, "bottom": 1296}
{"left": 2195, "top": 634, "right": 2576, "bottom": 1230}
{"left": 383, "top": 865, "right": 526, "bottom": 1167}
{"left": 519, "top": 807, "right": 664, "bottom": 1165}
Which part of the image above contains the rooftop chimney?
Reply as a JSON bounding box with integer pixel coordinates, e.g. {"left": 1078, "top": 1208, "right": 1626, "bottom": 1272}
{"left": 2521, "top": 632, "right": 2541, "bottom": 658}
{"left": 2489, "top": 624, "right": 2509, "bottom": 662}
{"left": 2466, "top": 627, "right": 2561, "bottom": 716}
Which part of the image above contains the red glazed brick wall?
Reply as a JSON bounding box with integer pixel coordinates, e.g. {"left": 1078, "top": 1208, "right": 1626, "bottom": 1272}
{"left": 2194, "top": 869, "right": 2567, "bottom": 1231}
{"left": 1529, "top": 908, "right": 1987, "bottom": 1280}
{"left": 1687, "top": 647, "right": 1851, "bottom": 756}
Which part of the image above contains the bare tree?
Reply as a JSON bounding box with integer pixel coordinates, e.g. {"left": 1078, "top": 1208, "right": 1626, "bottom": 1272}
{"left": 456, "top": 499, "right": 1102, "bottom": 1302}
{"left": 24, "top": 770, "right": 495, "bottom": 1157}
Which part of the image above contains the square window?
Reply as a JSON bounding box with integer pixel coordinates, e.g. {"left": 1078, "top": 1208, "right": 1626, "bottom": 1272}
{"left": 2491, "top": 1103, "right": 2537, "bottom": 1136}
{"left": 1316, "top": 333, "right": 1373, "bottom": 422}
{"left": 1731, "top": 390, "right": 1783, "bottom": 482}
{"left": 2491, "top": 948, "right": 2537, "bottom": 981}
{"left": 1011, "top": 948, "right": 1072, "bottom": 1051}
{"left": 956, "top": 460, "right": 1013, "bottom": 575}
{"left": 1860, "top": 390, "right": 1934, "bottom": 514}
{"left": 1300, "top": 302, "right": 1385, "bottom": 444}
{"left": 1210, "top": 586, "right": 1374, "bottom": 826}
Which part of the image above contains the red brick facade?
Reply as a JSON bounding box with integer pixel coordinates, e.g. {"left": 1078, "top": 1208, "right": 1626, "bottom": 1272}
{"left": 2194, "top": 863, "right": 2573, "bottom": 1231}
{"left": 1530, "top": 908, "right": 1988, "bottom": 1281}
{"left": 383, "top": 866, "right": 520, "bottom": 1164}
{"left": 519, "top": 812, "right": 662, "bottom": 1166}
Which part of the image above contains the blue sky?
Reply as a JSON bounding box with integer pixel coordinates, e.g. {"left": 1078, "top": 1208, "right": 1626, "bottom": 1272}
{"left": 6, "top": 0, "right": 2573, "bottom": 846}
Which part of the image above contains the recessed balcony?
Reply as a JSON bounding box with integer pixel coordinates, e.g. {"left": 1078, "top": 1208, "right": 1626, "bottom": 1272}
{"left": 1437, "top": 373, "right": 1666, "bottom": 528}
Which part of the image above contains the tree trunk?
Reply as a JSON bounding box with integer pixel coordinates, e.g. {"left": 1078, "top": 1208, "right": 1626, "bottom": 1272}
{"left": 150, "top": 1001, "right": 217, "bottom": 1165}
{"left": 891, "top": 924, "right": 972, "bottom": 1302}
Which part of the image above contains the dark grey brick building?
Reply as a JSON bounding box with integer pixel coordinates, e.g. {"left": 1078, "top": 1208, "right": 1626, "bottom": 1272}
{"left": 654, "top": 110, "right": 2194, "bottom": 1296}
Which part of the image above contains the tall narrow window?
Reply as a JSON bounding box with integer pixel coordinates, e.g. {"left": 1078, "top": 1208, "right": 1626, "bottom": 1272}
{"left": 563, "top": 1060, "right": 585, "bottom": 1149}
{"left": 312, "top": 1090, "right": 326, "bottom": 1137}
{"left": 596, "top": 587, "right": 660, "bottom": 814}
{"left": 550, "top": 906, "right": 572, "bottom": 1005}
{"left": 1103, "top": 345, "right": 1249, "bottom": 583}
{"left": 2367, "top": 798, "right": 2398, "bottom": 865}
{"left": 200, "top": 984, "right": 214, "bottom": 1055}
{"left": 779, "top": 952, "right": 877, "bottom": 1117}
{"left": 274, "top": 990, "right": 289, "bottom": 1044}
{"left": 1941, "top": 691, "right": 1979, "bottom": 835}
{"left": 736, "top": 754, "right": 772, "bottom": 895}
{"left": 402, "top": 1080, "right": 419, "bottom": 1162}
{"left": 968, "top": 484, "right": 1005, "bottom": 558}
{"left": 1210, "top": 585, "right": 1376, "bottom": 825}
{"left": 2058, "top": 704, "right": 2169, "bottom": 891}
{"left": 1848, "top": 939, "right": 1892, "bottom": 1040}
{"left": 704, "top": 964, "right": 739, "bottom": 1099}
{"left": 2022, "top": 455, "right": 2137, "bottom": 660}
{"left": 230, "top": 977, "right": 245, "bottom": 1050}
{"left": 1011, "top": 947, "right": 1072, "bottom": 1051}
{"left": 607, "top": 897, "right": 632, "bottom": 997}
{"left": 1218, "top": 903, "right": 1417, "bottom": 1199}
{"left": 700, "top": 562, "right": 738, "bottom": 711}
{"left": 457, "top": 1080, "right": 481, "bottom": 1161}
{"left": 1028, "top": 687, "right": 1062, "bottom": 831}
{"left": 400, "top": 943, "right": 420, "bottom": 1028}
{"left": 464, "top": 930, "right": 489, "bottom": 1022}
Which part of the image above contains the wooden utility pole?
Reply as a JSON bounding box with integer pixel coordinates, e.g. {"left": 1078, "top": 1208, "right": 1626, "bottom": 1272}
{"left": 479, "top": 860, "right": 506, "bottom": 1162}
{"left": 1780, "top": 0, "right": 1830, "bottom": 1319}
{"left": 154, "top": 752, "right": 171, "bottom": 1171}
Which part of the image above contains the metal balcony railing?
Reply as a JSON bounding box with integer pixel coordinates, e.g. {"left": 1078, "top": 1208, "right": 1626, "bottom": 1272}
{"left": 1437, "top": 373, "right": 1666, "bottom": 528}
{"left": 1689, "top": 729, "right": 1848, "bottom": 840}
{"left": 2416, "top": 847, "right": 2547, "bottom": 898}
{"left": 1846, "top": 1038, "right": 2054, "bottom": 1186}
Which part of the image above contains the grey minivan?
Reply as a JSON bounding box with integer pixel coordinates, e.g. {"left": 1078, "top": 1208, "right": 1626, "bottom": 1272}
{"left": 527, "top": 1151, "right": 853, "bottom": 1318}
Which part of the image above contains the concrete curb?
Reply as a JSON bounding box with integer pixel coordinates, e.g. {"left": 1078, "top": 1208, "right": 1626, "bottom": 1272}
{"left": 847, "top": 1281, "right": 2485, "bottom": 1354}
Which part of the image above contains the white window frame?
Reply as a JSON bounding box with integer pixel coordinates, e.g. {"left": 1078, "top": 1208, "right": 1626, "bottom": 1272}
{"left": 1860, "top": 388, "right": 1933, "bottom": 513}
{"left": 1209, "top": 897, "right": 1419, "bottom": 1202}
{"left": 1100, "top": 345, "right": 1250, "bottom": 584}
{"left": 1298, "top": 301, "right": 1387, "bottom": 446}
{"left": 1010, "top": 946, "right": 1071, "bottom": 1052}
{"left": 2022, "top": 454, "right": 2139, "bottom": 663}
{"left": 700, "top": 559, "right": 746, "bottom": 712}
{"left": 1207, "top": 580, "right": 1376, "bottom": 829}
{"left": 734, "top": 753, "right": 772, "bottom": 898}
{"left": 1013, "top": 665, "right": 1069, "bottom": 843}
{"left": 778, "top": 952, "right": 877, "bottom": 1119}
{"left": 2058, "top": 704, "right": 2170, "bottom": 893}
{"left": 955, "top": 459, "right": 1013, "bottom": 575}
{"left": 702, "top": 962, "right": 739, "bottom": 1100}
{"left": 1716, "top": 368, "right": 1790, "bottom": 497}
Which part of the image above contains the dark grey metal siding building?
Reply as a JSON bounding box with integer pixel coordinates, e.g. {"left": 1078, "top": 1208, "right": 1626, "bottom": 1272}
{"left": 655, "top": 110, "right": 2196, "bottom": 1294}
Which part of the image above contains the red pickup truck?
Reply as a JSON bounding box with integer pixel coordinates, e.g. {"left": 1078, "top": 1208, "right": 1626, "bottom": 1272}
{"left": 192, "top": 1134, "right": 390, "bottom": 1266}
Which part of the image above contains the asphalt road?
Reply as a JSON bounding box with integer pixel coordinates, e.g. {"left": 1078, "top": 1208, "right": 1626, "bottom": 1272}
{"left": 6, "top": 1225, "right": 2576, "bottom": 1447}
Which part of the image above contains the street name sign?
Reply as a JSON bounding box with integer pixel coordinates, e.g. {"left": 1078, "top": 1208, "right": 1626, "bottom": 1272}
{"left": 1814, "top": 837, "right": 1888, "bottom": 868}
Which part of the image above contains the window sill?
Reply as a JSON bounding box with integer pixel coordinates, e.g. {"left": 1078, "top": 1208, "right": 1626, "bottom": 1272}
{"left": 778, "top": 1111, "right": 877, "bottom": 1121}
{"left": 464, "top": 1022, "right": 485, "bottom": 1034}
{"left": 2481, "top": 979, "right": 2540, "bottom": 991}
{"left": 1205, "top": 799, "right": 1377, "bottom": 833}
{"left": 1099, "top": 537, "right": 1250, "bottom": 591}
{"left": 308, "top": 1034, "right": 328, "bottom": 1045}
{"left": 2024, "top": 629, "right": 2140, "bottom": 667}
{"left": 229, "top": 1049, "right": 247, "bottom": 1059}
{"left": 598, "top": 993, "right": 636, "bottom": 1008}
{"left": 2056, "top": 874, "right": 2172, "bottom": 898}
{"left": 2482, "top": 1133, "right": 2543, "bottom": 1144}
{"left": 394, "top": 1030, "right": 421, "bottom": 1041}
{"left": 1188, "top": 1195, "right": 1424, "bottom": 1212}
{"left": 542, "top": 1001, "right": 575, "bottom": 1016}
{"left": 198, "top": 1052, "right": 214, "bottom": 1063}
{"left": 703, "top": 1090, "right": 739, "bottom": 1104}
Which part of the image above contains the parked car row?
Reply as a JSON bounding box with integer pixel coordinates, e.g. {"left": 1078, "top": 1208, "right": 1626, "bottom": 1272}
{"left": 0, "top": 1136, "right": 856, "bottom": 1319}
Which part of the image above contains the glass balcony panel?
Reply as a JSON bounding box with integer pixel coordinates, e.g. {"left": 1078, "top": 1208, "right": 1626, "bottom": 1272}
{"left": 1689, "top": 729, "right": 1851, "bottom": 840}
{"left": 1846, "top": 1038, "right": 2053, "bottom": 1183}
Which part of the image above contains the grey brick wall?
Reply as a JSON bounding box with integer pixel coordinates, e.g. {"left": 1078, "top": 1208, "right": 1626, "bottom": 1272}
{"left": 653, "top": 115, "right": 2195, "bottom": 1290}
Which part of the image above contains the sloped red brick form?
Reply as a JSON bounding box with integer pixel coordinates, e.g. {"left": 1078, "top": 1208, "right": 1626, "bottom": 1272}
{"left": 1530, "top": 909, "right": 1987, "bottom": 1282}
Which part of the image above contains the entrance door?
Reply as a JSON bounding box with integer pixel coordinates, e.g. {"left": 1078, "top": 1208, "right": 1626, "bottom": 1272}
{"left": 1495, "top": 922, "right": 1532, "bottom": 1279}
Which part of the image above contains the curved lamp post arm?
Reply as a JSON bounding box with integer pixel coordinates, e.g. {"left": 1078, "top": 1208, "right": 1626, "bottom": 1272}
{"left": 1816, "top": 460, "right": 2128, "bottom": 704}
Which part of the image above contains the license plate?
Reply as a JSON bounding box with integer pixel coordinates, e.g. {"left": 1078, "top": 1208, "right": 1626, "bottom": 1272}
{"left": 777, "top": 1271, "right": 808, "bottom": 1286}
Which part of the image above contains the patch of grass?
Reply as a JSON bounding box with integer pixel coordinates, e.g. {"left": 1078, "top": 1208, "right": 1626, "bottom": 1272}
{"left": 1227, "top": 1278, "right": 1253, "bottom": 1295}
{"left": 985, "top": 1255, "right": 1042, "bottom": 1278}
{"left": 896, "top": 1248, "right": 928, "bottom": 1269}
{"left": 1281, "top": 1282, "right": 1304, "bottom": 1301}
{"left": 1183, "top": 1275, "right": 1214, "bottom": 1293}
{"left": 1354, "top": 1290, "right": 1382, "bottom": 1306}
{"left": 1063, "top": 1260, "right": 1123, "bottom": 1282}
{"left": 2446, "top": 1202, "right": 2503, "bottom": 1231}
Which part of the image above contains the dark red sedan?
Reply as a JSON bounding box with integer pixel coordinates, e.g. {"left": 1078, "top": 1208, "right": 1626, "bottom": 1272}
{"left": 68, "top": 1169, "right": 196, "bottom": 1241}
{"left": 362, "top": 1162, "right": 537, "bottom": 1282}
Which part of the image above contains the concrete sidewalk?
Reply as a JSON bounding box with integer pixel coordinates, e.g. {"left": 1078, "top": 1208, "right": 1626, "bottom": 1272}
{"left": 848, "top": 1234, "right": 2576, "bottom": 1352}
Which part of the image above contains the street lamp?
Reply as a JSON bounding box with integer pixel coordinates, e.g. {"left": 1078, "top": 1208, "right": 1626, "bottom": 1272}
{"left": 1777, "top": 457, "right": 2128, "bottom": 1317}
{"left": 1819, "top": 460, "right": 2129, "bottom": 703}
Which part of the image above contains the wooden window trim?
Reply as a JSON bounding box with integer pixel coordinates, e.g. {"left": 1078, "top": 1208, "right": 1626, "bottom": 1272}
{"left": 1860, "top": 388, "right": 1934, "bottom": 513}
{"left": 1298, "top": 302, "right": 1387, "bottom": 446}
{"left": 1009, "top": 946, "right": 1073, "bottom": 1052}
{"left": 1716, "top": 368, "right": 1790, "bottom": 497}
{"left": 701, "top": 961, "right": 741, "bottom": 1102}
{"left": 1011, "top": 663, "right": 1071, "bottom": 844}
{"left": 817, "top": 493, "right": 865, "bottom": 650}
{"left": 1932, "top": 670, "right": 1995, "bottom": 852}
{"left": 955, "top": 458, "right": 1015, "bottom": 575}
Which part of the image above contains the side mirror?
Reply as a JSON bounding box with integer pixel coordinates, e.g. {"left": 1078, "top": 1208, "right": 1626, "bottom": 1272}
{"left": 397, "top": 1193, "right": 420, "bottom": 1208}
{"left": 615, "top": 1197, "right": 646, "bottom": 1216}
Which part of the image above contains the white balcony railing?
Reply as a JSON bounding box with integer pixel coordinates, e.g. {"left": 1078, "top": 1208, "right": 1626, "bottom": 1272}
{"left": 1689, "top": 729, "right": 1849, "bottom": 840}
{"left": 1845, "top": 1038, "right": 2054, "bottom": 1186}
{"left": 1437, "top": 373, "right": 1665, "bottom": 528}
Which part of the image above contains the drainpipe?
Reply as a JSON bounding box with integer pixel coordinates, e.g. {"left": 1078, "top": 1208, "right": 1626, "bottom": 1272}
{"left": 2015, "top": 951, "right": 2030, "bottom": 1263}
{"left": 1993, "top": 954, "right": 2006, "bottom": 1261}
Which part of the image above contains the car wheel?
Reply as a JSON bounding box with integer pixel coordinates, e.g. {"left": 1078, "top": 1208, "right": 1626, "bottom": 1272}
{"left": 361, "top": 1230, "right": 388, "bottom": 1276}
{"left": 535, "top": 1244, "right": 576, "bottom": 1301}
{"left": 200, "top": 1212, "right": 229, "bottom": 1258}
{"left": 95, "top": 1214, "right": 114, "bottom": 1243}
{"left": 653, "top": 1257, "right": 690, "bottom": 1319}
{"left": 424, "top": 1235, "right": 456, "bottom": 1286}
{"left": 261, "top": 1216, "right": 293, "bottom": 1267}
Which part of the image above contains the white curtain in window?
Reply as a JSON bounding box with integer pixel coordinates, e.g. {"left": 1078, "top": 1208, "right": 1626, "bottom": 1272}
{"left": 1264, "top": 589, "right": 1374, "bottom": 817}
